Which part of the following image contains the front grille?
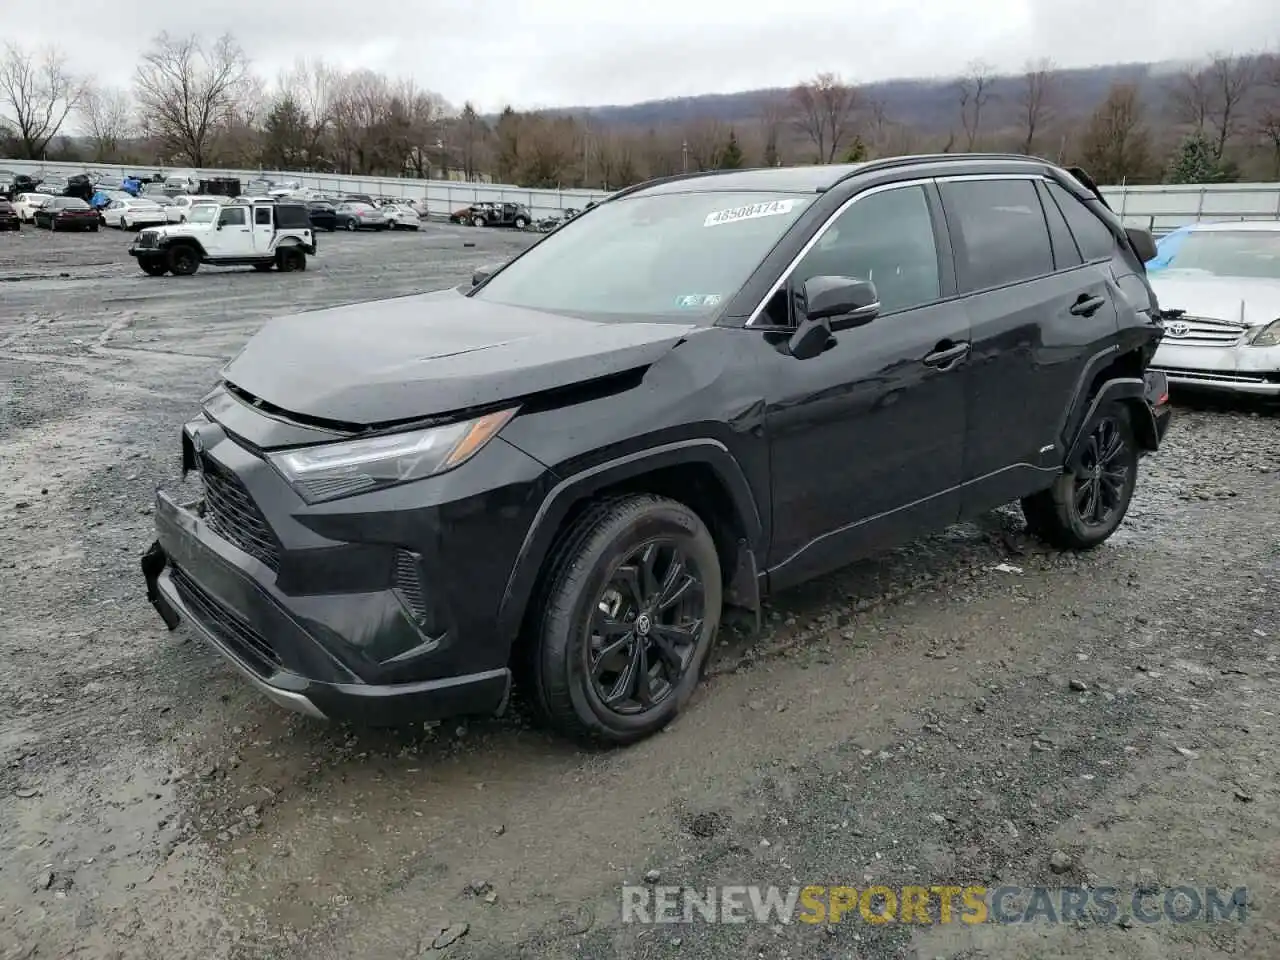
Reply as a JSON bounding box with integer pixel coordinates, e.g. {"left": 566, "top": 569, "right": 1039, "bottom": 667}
{"left": 1161, "top": 316, "right": 1247, "bottom": 347}
{"left": 169, "top": 565, "right": 281, "bottom": 674}
{"left": 135, "top": 232, "right": 158, "bottom": 248}
{"left": 200, "top": 454, "right": 283, "bottom": 571}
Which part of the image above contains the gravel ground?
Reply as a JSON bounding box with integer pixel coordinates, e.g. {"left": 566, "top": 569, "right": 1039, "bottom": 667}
{"left": 2, "top": 223, "right": 1279, "bottom": 960}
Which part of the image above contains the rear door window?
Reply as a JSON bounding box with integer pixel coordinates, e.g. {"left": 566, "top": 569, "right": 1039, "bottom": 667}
{"left": 1045, "top": 182, "right": 1116, "bottom": 262}
{"left": 939, "top": 178, "right": 1055, "bottom": 292}
{"left": 1035, "top": 181, "right": 1083, "bottom": 270}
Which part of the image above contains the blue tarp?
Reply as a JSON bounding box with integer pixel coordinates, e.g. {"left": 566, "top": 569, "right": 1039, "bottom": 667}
{"left": 90, "top": 191, "right": 111, "bottom": 209}
{"left": 1145, "top": 224, "right": 1195, "bottom": 272}
{"left": 121, "top": 177, "right": 142, "bottom": 196}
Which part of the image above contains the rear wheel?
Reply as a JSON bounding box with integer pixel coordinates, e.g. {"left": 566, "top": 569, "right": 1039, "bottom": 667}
{"left": 344, "top": 219, "right": 356, "bottom": 231}
{"left": 472, "top": 215, "right": 486, "bottom": 227}
{"left": 167, "top": 244, "right": 200, "bottom": 276}
{"left": 524, "top": 495, "right": 722, "bottom": 745}
{"left": 276, "top": 247, "right": 305, "bottom": 272}
{"left": 1021, "top": 400, "right": 1138, "bottom": 550}
{"left": 514, "top": 215, "right": 529, "bottom": 229}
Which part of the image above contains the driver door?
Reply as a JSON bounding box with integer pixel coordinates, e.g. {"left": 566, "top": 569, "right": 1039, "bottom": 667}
{"left": 208, "top": 205, "right": 248, "bottom": 255}
{"left": 758, "top": 182, "right": 973, "bottom": 588}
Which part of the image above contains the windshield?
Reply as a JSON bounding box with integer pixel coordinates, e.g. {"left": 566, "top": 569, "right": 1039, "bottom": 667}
{"left": 1163, "top": 230, "right": 1280, "bottom": 280}
{"left": 472, "top": 191, "right": 813, "bottom": 319}
{"left": 188, "top": 205, "right": 217, "bottom": 224}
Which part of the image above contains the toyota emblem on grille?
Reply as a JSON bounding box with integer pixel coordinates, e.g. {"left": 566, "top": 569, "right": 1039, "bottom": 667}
{"left": 1164, "top": 320, "right": 1191, "bottom": 337}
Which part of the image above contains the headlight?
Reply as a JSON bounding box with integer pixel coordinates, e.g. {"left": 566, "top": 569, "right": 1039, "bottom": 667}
{"left": 1248, "top": 319, "right": 1280, "bottom": 347}
{"left": 268, "top": 408, "right": 516, "bottom": 503}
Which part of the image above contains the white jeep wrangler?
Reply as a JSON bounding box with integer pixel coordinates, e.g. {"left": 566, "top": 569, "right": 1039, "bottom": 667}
{"left": 128, "top": 198, "right": 316, "bottom": 276}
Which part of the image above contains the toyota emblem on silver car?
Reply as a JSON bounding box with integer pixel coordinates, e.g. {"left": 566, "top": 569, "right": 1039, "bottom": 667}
{"left": 1164, "top": 320, "right": 1190, "bottom": 337}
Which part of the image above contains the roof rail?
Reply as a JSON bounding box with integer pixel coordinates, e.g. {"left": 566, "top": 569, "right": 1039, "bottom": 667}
{"left": 603, "top": 168, "right": 745, "bottom": 203}
{"left": 832, "top": 152, "right": 1056, "bottom": 188}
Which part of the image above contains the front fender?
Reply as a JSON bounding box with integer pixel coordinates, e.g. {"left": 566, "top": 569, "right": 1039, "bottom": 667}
{"left": 158, "top": 236, "right": 208, "bottom": 257}
{"left": 495, "top": 438, "right": 764, "bottom": 644}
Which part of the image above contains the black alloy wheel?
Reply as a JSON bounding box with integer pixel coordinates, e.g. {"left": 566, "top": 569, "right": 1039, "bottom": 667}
{"left": 1020, "top": 400, "right": 1138, "bottom": 550}
{"left": 586, "top": 539, "right": 706, "bottom": 716}
{"left": 1072, "top": 415, "right": 1130, "bottom": 530}
{"left": 527, "top": 494, "right": 722, "bottom": 745}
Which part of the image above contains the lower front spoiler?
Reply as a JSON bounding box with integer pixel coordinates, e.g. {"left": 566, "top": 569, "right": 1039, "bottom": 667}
{"left": 140, "top": 540, "right": 511, "bottom": 725}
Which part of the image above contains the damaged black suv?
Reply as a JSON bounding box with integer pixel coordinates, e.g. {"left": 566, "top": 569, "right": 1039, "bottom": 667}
{"left": 142, "top": 154, "right": 1172, "bottom": 745}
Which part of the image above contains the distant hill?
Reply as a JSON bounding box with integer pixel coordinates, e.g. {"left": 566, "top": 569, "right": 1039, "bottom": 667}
{"left": 529, "top": 60, "right": 1184, "bottom": 133}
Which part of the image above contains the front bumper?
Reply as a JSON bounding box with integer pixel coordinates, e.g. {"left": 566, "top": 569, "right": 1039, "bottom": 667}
{"left": 1150, "top": 342, "right": 1280, "bottom": 396}
{"left": 142, "top": 515, "right": 511, "bottom": 724}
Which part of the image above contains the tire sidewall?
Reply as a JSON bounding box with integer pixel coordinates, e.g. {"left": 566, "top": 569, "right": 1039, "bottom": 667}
{"left": 544, "top": 503, "right": 722, "bottom": 742}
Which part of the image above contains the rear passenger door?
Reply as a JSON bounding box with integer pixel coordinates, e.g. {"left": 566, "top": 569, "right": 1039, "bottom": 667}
{"left": 252, "top": 204, "right": 274, "bottom": 252}
{"left": 938, "top": 175, "right": 1122, "bottom": 515}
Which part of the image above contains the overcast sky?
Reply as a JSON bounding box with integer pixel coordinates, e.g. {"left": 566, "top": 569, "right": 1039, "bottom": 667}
{"left": 24, "top": 0, "right": 1279, "bottom": 114}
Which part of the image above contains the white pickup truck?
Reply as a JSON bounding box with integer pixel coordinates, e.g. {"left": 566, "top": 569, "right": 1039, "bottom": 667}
{"left": 127, "top": 198, "right": 316, "bottom": 276}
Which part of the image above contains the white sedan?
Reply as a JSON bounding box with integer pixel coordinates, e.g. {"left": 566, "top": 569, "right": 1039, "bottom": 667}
{"left": 13, "top": 192, "right": 54, "bottom": 223}
{"left": 380, "top": 204, "right": 421, "bottom": 230}
{"left": 102, "top": 198, "right": 169, "bottom": 231}
{"left": 165, "top": 194, "right": 218, "bottom": 223}
{"left": 1148, "top": 220, "right": 1280, "bottom": 396}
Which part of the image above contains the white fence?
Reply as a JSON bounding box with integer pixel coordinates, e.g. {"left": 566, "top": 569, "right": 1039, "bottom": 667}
{"left": 3, "top": 157, "right": 1279, "bottom": 228}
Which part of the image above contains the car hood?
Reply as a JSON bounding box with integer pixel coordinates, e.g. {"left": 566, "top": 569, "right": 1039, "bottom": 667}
{"left": 220, "top": 288, "right": 697, "bottom": 426}
{"left": 1148, "top": 272, "right": 1280, "bottom": 328}
{"left": 144, "top": 221, "right": 212, "bottom": 236}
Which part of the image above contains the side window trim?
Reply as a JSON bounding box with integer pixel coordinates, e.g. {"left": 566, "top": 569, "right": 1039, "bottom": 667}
{"left": 746, "top": 177, "right": 942, "bottom": 327}
{"left": 935, "top": 173, "right": 1059, "bottom": 295}
{"left": 1044, "top": 180, "right": 1115, "bottom": 264}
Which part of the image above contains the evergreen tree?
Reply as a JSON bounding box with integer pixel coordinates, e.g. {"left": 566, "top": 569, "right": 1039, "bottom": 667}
{"left": 718, "top": 129, "right": 744, "bottom": 169}
{"left": 841, "top": 136, "right": 868, "bottom": 163}
{"left": 1166, "top": 131, "right": 1224, "bottom": 184}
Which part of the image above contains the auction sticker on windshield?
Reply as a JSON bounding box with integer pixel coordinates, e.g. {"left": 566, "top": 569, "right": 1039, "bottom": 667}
{"left": 704, "top": 199, "right": 802, "bottom": 228}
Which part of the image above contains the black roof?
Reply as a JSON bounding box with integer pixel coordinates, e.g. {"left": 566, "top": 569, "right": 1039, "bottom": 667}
{"left": 622, "top": 153, "right": 1068, "bottom": 199}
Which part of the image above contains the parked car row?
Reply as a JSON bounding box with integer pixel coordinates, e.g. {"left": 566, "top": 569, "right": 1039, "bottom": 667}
{"left": 0, "top": 196, "right": 101, "bottom": 231}
{"left": 304, "top": 200, "right": 421, "bottom": 232}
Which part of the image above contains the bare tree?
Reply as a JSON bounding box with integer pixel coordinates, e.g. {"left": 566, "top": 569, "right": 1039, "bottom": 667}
{"left": 78, "top": 85, "right": 133, "bottom": 161}
{"left": 1167, "top": 65, "right": 1212, "bottom": 132}
{"left": 1081, "top": 82, "right": 1152, "bottom": 184}
{"left": 0, "top": 42, "right": 83, "bottom": 159}
{"left": 134, "top": 32, "right": 251, "bottom": 166}
{"left": 1205, "top": 53, "right": 1257, "bottom": 159}
{"left": 1258, "top": 58, "right": 1280, "bottom": 179}
{"left": 789, "top": 72, "right": 862, "bottom": 163}
{"left": 279, "top": 58, "right": 337, "bottom": 164}
{"left": 1017, "top": 58, "right": 1057, "bottom": 155}
{"left": 956, "top": 60, "right": 996, "bottom": 150}
{"left": 682, "top": 118, "right": 726, "bottom": 171}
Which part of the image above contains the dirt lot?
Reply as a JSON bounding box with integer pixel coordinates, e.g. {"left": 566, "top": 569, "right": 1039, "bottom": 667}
{"left": 2, "top": 223, "right": 1279, "bottom": 960}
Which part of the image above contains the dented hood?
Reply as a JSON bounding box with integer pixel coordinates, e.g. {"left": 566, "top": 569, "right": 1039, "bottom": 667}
{"left": 220, "top": 288, "right": 696, "bottom": 425}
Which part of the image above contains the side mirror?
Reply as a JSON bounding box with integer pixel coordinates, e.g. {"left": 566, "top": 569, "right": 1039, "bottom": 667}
{"left": 802, "top": 276, "right": 880, "bottom": 329}
{"left": 471, "top": 267, "right": 492, "bottom": 286}
{"left": 1126, "top": 226, "right": 1157, "bottom": 264}
{"left": 216, "top": 221, "right": 224, "bottom": 230}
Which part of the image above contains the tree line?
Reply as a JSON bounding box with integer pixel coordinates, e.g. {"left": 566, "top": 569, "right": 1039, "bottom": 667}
{"left": 2, "top": 35, "right": 1279, "bottom": 188}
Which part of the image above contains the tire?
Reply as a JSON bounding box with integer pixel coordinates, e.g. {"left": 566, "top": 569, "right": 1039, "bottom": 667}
{"left": 344, "top": 219, "right": 356, "bottom": 231}
{"left": 1021, "top": 400, "right": 1138, "bottom": 550}
{"left": 525, "top": 494, "right": 723, "bottom": 746}
{"left": 276, "top": 247, "right": 305, "bottom": 272}
{"left": 514, "top": 216, "right": 528, "bottom": 229}
{"left": 167, "top": 244, "right": 200, "bottom": 276}
{"left": 253, "top": 262, "right": 273, "bottom": 272}
{"left": 89, "top": 224, "right": 99, "bottom": 232}
{"left": 472, "top": 215, "right": 486, "bottom": 227}
{"left": 139, "top": 259, "right": 167, "bottom": 276}
{"left": 120, "top": 217, "right": 129, "bottom": 230}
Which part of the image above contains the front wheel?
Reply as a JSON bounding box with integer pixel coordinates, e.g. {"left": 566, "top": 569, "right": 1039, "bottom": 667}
{"left": 1021, "top": 401, "right": 1138, "bottom": 550}
{"left": 514, "top": 216, "right": 528, "bottom": 229}
{"left": 344, "top": 219, "right": 356, "bottom": 231}
{"left": 472, "top": 215, "right": 486, "bottom": 227}
{"left": 167, "top": 245, "right": 200, "bottom": 276}
{"left": 139, "top": 259, "right": 167, "bottom": 276}
{"left": 525, "top": 494, "right": 722, "bottom": 746}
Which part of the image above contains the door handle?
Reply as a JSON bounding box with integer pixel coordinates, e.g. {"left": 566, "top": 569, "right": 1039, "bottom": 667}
{"left": 1070, "top": 295, "right": 1107, "bottom": 317}
{"left": 923, "top": 341, "right": 970, "bottom": 369}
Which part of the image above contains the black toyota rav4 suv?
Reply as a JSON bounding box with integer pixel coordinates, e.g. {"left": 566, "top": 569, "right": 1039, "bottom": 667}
{"left": 142, "top": 154, "right": 1172, "bottom": 745}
